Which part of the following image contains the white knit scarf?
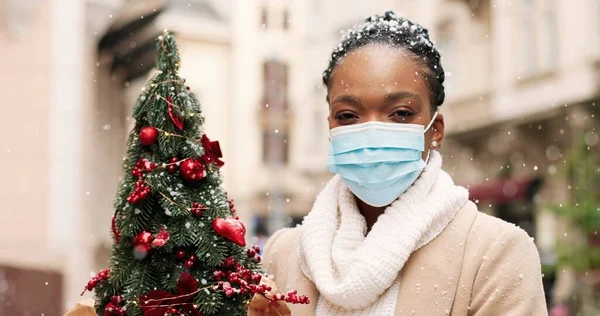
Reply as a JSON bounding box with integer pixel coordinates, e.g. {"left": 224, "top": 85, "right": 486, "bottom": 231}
{"left": 298, "top": 151, "right": 468, "bottom": 315}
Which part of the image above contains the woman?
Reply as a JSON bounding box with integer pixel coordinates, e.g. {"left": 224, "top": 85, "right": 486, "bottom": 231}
{"left": 249, "top": 11, "right": 547, "bottom": 316}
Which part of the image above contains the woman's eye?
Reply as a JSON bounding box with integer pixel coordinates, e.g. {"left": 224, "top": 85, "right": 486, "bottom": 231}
{"left": 335, "top": 112, "right": 358, "bottom": 122}
{"left": 392, "top": 110, "right": 413, "bottom": 117}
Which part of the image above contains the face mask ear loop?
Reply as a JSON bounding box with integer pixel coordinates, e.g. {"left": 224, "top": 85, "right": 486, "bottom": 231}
{"left": 424, "top": 112, "right": 438, "bottom": 133}
{"left": 424, "top": 147, "right": 432, "bottom": 164}
{"left": 423, "top": 112, "right": 438, "bottom": 164}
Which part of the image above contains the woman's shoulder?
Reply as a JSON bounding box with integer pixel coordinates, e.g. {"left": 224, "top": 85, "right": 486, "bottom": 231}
{"left": 447, "top": 201, "right": 538, "bottom": 262}
{"left": 470, "top": 206, "right": 535, "bottom": 248}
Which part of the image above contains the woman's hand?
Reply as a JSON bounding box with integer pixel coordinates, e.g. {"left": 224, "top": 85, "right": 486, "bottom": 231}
{"left": 248, "top": 277, "right": 291, "bottom": 316}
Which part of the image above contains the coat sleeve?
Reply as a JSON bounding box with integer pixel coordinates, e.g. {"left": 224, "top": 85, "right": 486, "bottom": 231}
{"left": 262, "top": 228, "right": 291, "bottom": 276}
{"left": 469, "top": 227, "right": 548, "bottom": 316}
{"left": 63, "top": 299, "right": 96, "bottom": 316}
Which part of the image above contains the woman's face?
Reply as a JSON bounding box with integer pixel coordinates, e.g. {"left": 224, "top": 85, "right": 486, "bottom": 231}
{"left": 327, "top": 44, "right": 444, "bottom": 159}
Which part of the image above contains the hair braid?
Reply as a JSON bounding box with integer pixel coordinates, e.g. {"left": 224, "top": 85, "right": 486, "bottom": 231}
{"left": 323, "top": 11, "right": 446, "bottom": 108}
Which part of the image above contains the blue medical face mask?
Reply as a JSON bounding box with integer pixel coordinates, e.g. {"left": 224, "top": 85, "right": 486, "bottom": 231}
{"left": 327, "top": 113, "right": 438, "bottom": 207}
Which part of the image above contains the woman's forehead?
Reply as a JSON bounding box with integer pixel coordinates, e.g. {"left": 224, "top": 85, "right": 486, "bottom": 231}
{"left": 328, "top": 45, "right": 431, "bottom": 104}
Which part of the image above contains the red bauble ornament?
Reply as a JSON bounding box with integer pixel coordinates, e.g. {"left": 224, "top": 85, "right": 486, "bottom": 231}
{"left": 179, "top": 159, "right": 206, "bottom": 182}
{"left": 176, "top": 250, "right": 186, "bottom": 259}
{"left": 190, "top": 202, "right": 206, "bottom": 217}
{"left": 110, "top": 295, "right": 124, "bottom": 306}
{"left": 139, "top": 126, "right": 159, "bottom": 146}
{"left": 133, "top": 231, "right": 153, "bottom": 253}
{"left": 167, "top": 157, "right": 179, "bottom": 174}
{"left": 152, "top": 226, "right": 170, "bottom": 248}
{"left": 104, "top": 302, "right": 121, "bottom": 316}
{"left": 184, "top": 259, "right": 195, "bottom": 269}
{"left": 212, "top": 218, "right": 246, "bottom": 246}
{"left": 166, "top": 96, "right": 184, "bottom": 131}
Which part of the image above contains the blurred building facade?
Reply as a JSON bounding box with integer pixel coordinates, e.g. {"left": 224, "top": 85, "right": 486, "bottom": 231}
{"left": 1, "top": 0, "right": 599, "bottom": 314}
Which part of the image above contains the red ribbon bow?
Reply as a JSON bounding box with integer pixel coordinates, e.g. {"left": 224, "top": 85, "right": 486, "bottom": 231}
{"left": 200, "top": 134, "right": 224, "bottom": 168}
{"left": 140, "top": 272, "right": 201, "bottom": 316}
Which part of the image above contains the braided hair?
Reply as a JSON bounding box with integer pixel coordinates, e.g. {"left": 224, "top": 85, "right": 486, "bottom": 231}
{"left": 323, "top": 11, "right": 446, "bottom": 109}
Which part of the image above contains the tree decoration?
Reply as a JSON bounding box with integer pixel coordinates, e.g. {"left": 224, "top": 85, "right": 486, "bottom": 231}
{"left": 212, "top": 218, "right": 246, "bottom": 247}
{"left": 190, "top": 202, "right": 206, "bottom": 217}
{"left": 127, "top": 158, "right": 157, "bottom": 204}
{"left": 179, "top": 158, "right": 206, "bottom": 182}
{"left": 87, "top": 31, "right": 307, "bottom": 315}
{"left": 152, "top": 226, "right": 170, "bottom": 247}
{"left": 81, "top": 269, "right": 109, "bottom": 295}
{"left": 166, "top": 157, "right": 178, "bottom": 174}
{"left": 133, "top": 231, "right": 154, "bottom": 255}
{"left": 104, "top": 296, "right": 126, "bottom": 316}
{"left": 111, "top": 214, "right": 120, "bottom": 243}
{"left": 139, "top": 272, "right": 200, "bottom": 316}
{"left": 139, "top": 126, "right": 159, "bottom": 146}
{"left": 175, "top": 250, "right": 186, "bottom": 260}
{"left": 166, "top": 95, "right": 184, "bottom": 131}
{"left": 200, "top": 134, "right": 224, "bottom": 168}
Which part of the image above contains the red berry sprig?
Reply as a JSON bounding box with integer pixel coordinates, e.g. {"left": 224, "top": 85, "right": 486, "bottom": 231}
{"left": 211, "top": 256, "right": 309, "bottom": 305}
{"left": 271, "top": 290, "right": 310, "bottom": 305}
{"left": 127, "top": 158, "right": 157, "bottom": 204}
{"left": 176, "top": 250, "right": 186, "bottom": 260}
{"left": 184, "top": 254, "right": 197, "bottom": 269}
{"left": 166, "top": 157, "right": 178, "bottom": 174}
{"left": 247, "top": 245, "right": 262, "bottom": 263}
{"left": 166, "top": 307, "right": 182, "bottom": 316}
{"left": 81, "top": 269, "right": 110, "bottom": 295}
{"left": 227, "top": 198, "right": 236, "bottom": 213}
{"left": 127, "top": 179, "right": 151, "bottom": 204}
{"left": 190, "top": 202, "right": 206, "bottom": 217}
{"left": 104, "top": 295, "right": 126, "bottom": 316}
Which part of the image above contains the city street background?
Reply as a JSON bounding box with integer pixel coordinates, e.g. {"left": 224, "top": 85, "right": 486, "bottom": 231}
{"left": 0, "top": 0, "right": 599, "bottom": 314}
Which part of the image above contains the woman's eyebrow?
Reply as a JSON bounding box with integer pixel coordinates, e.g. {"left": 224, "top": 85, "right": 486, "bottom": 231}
{"left": 384, "top": 91, "right": 421, "bottom": 103}
{"left": 331, "top": 94, "right": 362, "bottom": 107}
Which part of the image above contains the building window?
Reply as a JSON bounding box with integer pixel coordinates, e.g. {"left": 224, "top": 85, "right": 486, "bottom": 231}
{"left": 262, "top": 131, "right": 288, "bottom": 164}
{"left": 283, "top": 9, "right": 290, "bottom": 30}
{"left": 261, "top": 6, "right": 268, "bottom": 28}
{"left": 540, "top": 3, "right": 557, "bottom": 70}
{"left": 261, "top": 60, "right": 290, "bottom": 164}
{"left": 436, "top": 20, "right": 456, "bottom": 96}
{"left": 262, "top": 61, "right": 289, "bottom": 112}
{"left": 520, "top": 0, "right": 537, "bottom": 75}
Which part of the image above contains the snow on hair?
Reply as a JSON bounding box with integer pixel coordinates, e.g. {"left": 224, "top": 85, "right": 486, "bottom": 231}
{"left": 323, "top": 11, "right": 446, "bottom": 107}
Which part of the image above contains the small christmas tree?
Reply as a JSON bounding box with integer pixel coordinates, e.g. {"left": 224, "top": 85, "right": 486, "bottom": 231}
{"left": 83, "top": 31, "right": 307, "bottom": 316}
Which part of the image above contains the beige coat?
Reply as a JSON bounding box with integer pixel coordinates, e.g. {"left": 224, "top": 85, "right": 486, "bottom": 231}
{"left": 263, "top": 201, "right": 548, "bottom": 315}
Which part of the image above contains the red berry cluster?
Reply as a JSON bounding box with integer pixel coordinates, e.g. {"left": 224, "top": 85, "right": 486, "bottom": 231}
{"left": 190, "top": 202, "right": 206, "bottom": 217}
{"left": 246, "top": 245, "right": 262, "bottom": 263}
{"left": 213, "top": 256, "right": 309, "bottom": 305}
{"left": 213, "top": 257, "right": 267, "bottom": 298}
{"left": 272, "top": 290, "right": 310, "bottom": 305}
{"left": 127, "top": 158, "right": 157, "bottom": 204}
{"left": 81, "top": 269, "right": 110, "bottom": 295}
{"left": 104, "top": 295, "right": 126, "bottom": 316}
{"left": 227, "top": 198, "right": 236, "bottom": 213}
{"left": 175, "top": 250, "right": 197, "bottom": 269}
{"left": 165, "top": 307, "right": 183, "bottom": 316}
{"left": 166, "top": 157, "right": 178, "bottom": 174}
